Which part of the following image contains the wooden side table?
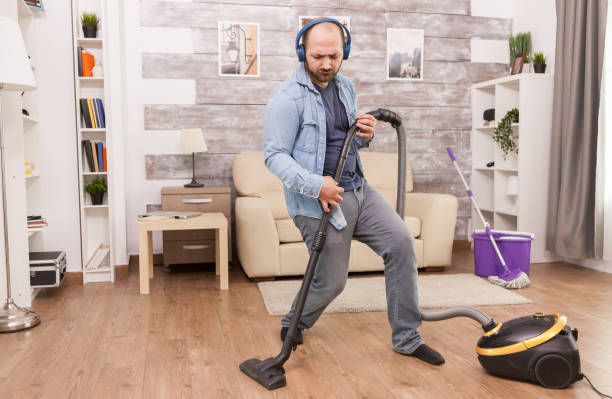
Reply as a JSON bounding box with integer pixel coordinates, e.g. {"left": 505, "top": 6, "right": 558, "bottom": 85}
{"left": 161, "top": 186, "right": 232, "bottom": 267}
{"left": 137, "top": 213, "right": 228, "bottom": 294}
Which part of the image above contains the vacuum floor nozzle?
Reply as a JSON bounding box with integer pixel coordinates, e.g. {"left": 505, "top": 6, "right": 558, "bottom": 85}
{"left": 239, "top": 357, "right": 287, "bottom": 390}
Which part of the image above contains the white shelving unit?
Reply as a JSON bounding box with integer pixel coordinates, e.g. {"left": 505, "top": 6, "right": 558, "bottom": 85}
{"left": 17, "top": 0, "right": 45, "bottom": 300}
{"left": 471, "top": 73, "right": 557, "bottom": 263}
{"left": 71, "top": 0, "right": 114, "bottom": 283}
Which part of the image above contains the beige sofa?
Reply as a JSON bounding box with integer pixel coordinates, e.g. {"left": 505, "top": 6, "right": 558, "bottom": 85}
{"left": 232, "top": 152, "right": 457, "bottom": 278}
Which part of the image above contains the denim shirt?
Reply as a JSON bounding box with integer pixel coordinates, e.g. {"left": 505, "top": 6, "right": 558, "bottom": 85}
{"left": 263, "top": 63, "right": 371, "bottom": 229}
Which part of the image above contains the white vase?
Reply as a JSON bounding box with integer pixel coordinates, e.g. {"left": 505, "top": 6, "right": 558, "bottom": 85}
{"left": 522, "top": 63, "right": 532, "bottom": 73}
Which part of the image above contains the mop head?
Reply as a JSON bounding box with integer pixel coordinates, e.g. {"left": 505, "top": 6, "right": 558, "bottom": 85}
{"left": 488, "top": 271, "right": 530, "bottom": 289}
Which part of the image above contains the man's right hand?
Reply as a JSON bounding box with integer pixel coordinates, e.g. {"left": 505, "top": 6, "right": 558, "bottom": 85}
{"left": 319, "top": 176, "right": 344, "bottom": 213}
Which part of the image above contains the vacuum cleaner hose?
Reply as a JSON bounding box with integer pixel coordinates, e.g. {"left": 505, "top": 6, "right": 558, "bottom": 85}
{"left": 420, "top": 307, "right": 495, "bottom": 331}
{"left": 367, "top": 109, "right": 406, "bottom": 220}
{"left": 368, "top": 109, "right": 496, "bottom": 333}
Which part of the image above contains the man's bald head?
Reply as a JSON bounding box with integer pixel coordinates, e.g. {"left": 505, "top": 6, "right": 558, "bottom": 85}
{"left": 303, "top": 21, "right": 344, "bottom": 54}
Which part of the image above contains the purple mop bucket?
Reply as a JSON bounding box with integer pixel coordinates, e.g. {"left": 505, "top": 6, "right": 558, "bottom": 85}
{"left": 472, "top": 229, "right": 534, "bottom": 277}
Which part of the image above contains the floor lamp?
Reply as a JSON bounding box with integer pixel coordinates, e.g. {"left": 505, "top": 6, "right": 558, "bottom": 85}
{"left": 0, "top": 17, "right": 41, "bottom": 333}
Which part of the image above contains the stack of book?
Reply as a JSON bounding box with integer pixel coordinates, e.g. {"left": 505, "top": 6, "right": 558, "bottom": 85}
{"left": 82, "top": 139, "right": 107, "bottom": 172}
{"left": 27, "top": 215, "right": 48, "bottom": 230}
{"left": 79, "top": 97, "right": 105, "bottom": 129}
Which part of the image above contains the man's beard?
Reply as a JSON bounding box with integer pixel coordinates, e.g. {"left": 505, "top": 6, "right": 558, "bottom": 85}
{"left": 305, "top": 60, "right": 341, "bottom": 84}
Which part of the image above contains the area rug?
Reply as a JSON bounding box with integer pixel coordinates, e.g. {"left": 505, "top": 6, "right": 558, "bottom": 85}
{"left": 258, "top": 273, "right": 532, "bottom": 316}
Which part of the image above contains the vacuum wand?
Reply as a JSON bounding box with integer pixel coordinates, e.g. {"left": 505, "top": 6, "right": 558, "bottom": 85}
{"left": 239, "top": 119, "right": 361, "bottom": 390}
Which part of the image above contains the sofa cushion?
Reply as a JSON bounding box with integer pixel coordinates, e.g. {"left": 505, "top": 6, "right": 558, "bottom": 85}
{"left": 404, "top": 216, "right": 421, "bottom": 237}
{"left": 233, "top": 152, "right": 290, "bottom": 219}
{"left": 360, "top": 151, "right": 413, "bottom": 209}
{"left": 276, "top": 219, "right": 303, "bottom": 243}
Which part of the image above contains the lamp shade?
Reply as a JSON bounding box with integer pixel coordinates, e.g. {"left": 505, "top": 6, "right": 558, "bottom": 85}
{"left": 180, "top": 128, "right": 208, "bottom": 154}
{"left": 0, "top": 16, "right": 36, "bottom": 91}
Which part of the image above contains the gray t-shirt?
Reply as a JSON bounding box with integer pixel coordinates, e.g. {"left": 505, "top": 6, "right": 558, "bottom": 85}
{"left": 314, "top": 79, "right": 362, "bottom": 190}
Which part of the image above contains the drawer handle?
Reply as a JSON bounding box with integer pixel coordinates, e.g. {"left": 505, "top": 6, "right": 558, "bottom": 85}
{"left": 182, "top": 198, "right": 213, "bottom": 204}
{"left": 183, "top": 244, "right": 211, "bottom": 250}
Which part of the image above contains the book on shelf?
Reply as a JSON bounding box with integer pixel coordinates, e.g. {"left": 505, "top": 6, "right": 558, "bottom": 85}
{"left": 102, "top": 147, "right": 107, "bottom": 172}
{"left": 81, "top": 51, "right": 94, "bottom": 77}
{"left": 86, "top": 244, "right": 110, "bottom": 269}
{"left": 82, "top": 140, "right": 94, "bottom": 171}
{"left": 90, "top": 140, "right": 98, "bottom": 171}
{"left": 79, "top": 99, "right": 90, "bottom": 128}
{"left": 27, "top": 215, "right": 48, "bottom": 229}
{"left": 96, "top": 141, "right": 103, "bottom": 172}
{"left": 79, "top": 97, "right": 105, "bottom": 129}
{"left": 86, "top": 98, "right": 96, "bottom": 128}
{"left": 77, "top": 47, "right": 83, "bottom": 77}
{"left": 95, "top": 98, "right": 105, "bottom": 128}
{"left": 93, "top": 98, "right": 100, "bottom": 127}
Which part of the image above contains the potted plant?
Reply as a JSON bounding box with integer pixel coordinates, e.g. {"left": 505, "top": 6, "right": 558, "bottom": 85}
{"left": 493, "top": 108, "right": 519, "bottom": 159}
{"left": 81, "top": 12, "right": 99, "bottom": 38}
{"left": 85, "top": 177, "right": 107, "bottom": 205}
{"left": 533, "top": 52, "right": 547, "bottom": 73}
{"left": 509, "top": 32, "right": 531, "bottom": 72}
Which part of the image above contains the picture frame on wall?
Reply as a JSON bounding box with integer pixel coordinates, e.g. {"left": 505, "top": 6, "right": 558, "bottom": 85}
{"left": 511, "top": 53, "right": 526, "bottom": 75}
{"left": 218, "top": 22, "right": 260, "bottom": 77}
{"left": 298, "top": 16, "right": 351, "bottom": 43}
{"left": 386, "top": 28, "right": 424, "bottom": 81}
{"left": 24, "top": 0, "right": 44, "bottom": 11}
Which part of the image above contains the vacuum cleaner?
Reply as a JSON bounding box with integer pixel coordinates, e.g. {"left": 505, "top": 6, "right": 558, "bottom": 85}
{"left": 239, "top": 108, "right": 583, "bottom": 392}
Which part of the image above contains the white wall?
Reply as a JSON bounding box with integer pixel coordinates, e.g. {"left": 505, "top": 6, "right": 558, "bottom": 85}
{"left": 121, "top": 1, "right": 193, "bottom": 258}
{"left": 471, "top": 0, "right": 557, "bottom": 73}
{"left": 118, "top": 1, "right": 560, "bottom": 259}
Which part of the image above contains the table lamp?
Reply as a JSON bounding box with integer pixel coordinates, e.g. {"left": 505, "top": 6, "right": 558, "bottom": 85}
{"left": 0, "top": 16, "right": 40, "bottom": 332}
{"left": 180, "top": 128, "right": 208, "bottom": 187}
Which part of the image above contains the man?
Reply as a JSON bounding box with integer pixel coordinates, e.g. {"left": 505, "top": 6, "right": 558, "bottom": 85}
{"left": 263, "top": 19, "right": 444, "bottom": 366}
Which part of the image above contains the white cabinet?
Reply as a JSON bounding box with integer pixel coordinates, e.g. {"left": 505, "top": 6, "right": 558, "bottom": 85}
{"left": 471, "top": 74, "right": 557, "bottom": 263}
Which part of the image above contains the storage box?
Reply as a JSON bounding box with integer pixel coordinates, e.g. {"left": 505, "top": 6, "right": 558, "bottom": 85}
{"left": 29, "top": 251, "right": 67, "bottom": 287}
{"left": 472, "top": 230, "right": 534, "bottom": 277}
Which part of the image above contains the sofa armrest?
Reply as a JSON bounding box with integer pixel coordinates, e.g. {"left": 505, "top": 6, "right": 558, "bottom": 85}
{"left": 235, "top": 197, "right": 280, "bottom": 278}
{"left": 404, "top": 193, "right": 457, "bottom": 267}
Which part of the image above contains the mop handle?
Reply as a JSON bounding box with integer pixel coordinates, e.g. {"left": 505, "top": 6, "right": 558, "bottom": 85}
{"left": 446, "top": 148, "right": 509, "bottom": 268}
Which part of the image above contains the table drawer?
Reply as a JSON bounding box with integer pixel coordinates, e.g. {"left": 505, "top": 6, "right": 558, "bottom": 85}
{"left": 163, "top": 228, "right": 232, "bottom": 262}
{"left": 163, "top": 239, "right": 215, "bottom": 265}
{"left": 163, "top": 229, "right": 214, "bottom": 241}
{"left": 162, "top": 193, "right": 230, "bottom": 215}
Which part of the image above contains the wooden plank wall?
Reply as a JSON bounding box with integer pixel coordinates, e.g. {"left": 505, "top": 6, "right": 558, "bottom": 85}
{"left": 141, "top": 0, "right": 512, "bottom": 239}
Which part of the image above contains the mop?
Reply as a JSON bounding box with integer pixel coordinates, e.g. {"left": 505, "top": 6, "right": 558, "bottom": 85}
{"left": 447, "top": 148, "right": 530, "bottom": 289}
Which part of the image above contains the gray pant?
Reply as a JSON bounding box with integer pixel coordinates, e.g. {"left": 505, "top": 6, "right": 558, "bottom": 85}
{"left": 281, "top": 179, "right": 423, "bottom": 354}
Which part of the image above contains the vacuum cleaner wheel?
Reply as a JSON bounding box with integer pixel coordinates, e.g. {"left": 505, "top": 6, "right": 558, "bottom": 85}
{"left": 534, "top": 354, "right": 573, "bottom": 389}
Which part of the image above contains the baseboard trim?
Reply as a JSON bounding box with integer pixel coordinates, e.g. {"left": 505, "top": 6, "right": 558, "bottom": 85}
{"left": 453, "top": 240, "right": 471, "bottom": 250}
{"left": 128, "top": 253, "right": 164, "bottom": 268}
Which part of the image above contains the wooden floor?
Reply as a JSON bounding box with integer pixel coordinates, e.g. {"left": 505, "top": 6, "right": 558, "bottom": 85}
{"left": 1, "top": 247, "right": 612, "bottom": 399}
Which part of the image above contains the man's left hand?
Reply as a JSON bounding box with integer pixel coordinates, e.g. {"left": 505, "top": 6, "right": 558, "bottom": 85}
{"left": 354, "top": 114, "right": 376, "bottom": 140}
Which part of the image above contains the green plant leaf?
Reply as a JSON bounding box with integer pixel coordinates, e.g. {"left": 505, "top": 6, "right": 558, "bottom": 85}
{"left": 492, "top": 108, "right": 519, "bottom": 160}
{"left": 81, "top": 12, "right": 99, "bottom": 28}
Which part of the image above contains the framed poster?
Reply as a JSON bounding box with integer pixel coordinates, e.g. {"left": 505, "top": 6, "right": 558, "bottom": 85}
{"left": 386, "top": 28, "right": 424, "bottom": 81}
{"left": 24, "top": 0, "right": 44, "bottom": 11}
{"left": 511, "top": 53, "right": 526, "bottom": 75}
{"left": 218, "top": 22, "right": 260, "bottom": 77}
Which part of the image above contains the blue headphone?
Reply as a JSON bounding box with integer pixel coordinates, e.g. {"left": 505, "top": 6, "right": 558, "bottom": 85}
{"left": 295, "top": 18, "right": 351, "bottom": 62}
